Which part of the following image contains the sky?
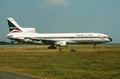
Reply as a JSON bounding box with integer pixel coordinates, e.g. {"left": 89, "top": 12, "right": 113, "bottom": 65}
{"left": 0, "top": 0, "right": 120, "bottom": 43}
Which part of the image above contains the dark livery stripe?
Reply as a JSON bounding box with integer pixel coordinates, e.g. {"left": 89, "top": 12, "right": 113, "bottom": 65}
{"left": 25, "top": 36, "right": 108, "bottom": 39}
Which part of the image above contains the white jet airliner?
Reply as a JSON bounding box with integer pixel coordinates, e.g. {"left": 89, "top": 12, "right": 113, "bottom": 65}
{"left": 6, "top": 18, "right": 112, "bottom": 49}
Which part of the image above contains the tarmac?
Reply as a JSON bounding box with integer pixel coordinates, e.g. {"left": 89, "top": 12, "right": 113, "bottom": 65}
{"left": 0, "top": 71, "right": 38, "bottom": 79}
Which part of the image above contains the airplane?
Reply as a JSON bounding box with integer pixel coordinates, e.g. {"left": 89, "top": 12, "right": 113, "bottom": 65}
{"left": 6, "top": 18, "right": 112, "bottom": 49}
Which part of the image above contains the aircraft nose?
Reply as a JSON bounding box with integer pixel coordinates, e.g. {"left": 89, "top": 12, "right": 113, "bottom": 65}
{"left": 108, "top": 37, "right": 112, "bottom": 42}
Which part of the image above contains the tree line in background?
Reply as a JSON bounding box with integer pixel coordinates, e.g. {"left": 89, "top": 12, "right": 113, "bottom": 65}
{"left": 0, "top": 41, "right": 23, "bottom": 45}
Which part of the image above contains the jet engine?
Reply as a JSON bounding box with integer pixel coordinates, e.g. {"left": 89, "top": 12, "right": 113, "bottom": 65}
{"left": 55, "top": 41, "right": 67, "bottom": 46}
{"left": 21, "top": 28, "right": 36, "bottom": 33}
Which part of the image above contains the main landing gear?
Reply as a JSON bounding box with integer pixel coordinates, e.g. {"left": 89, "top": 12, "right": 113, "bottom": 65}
{"left": 48, "top": 43, "right": 56, "bottom": 49}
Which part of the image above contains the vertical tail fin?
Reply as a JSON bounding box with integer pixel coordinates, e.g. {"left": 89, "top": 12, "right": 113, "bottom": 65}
{"left": 7, "top": 18, "right": 22, "bottom": 32}
{"left": 7, "top": 18, "right": 36, "bottom": 33}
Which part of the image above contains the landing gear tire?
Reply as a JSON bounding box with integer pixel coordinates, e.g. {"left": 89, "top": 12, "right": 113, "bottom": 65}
{"left": 48, "top": 44, "right": 56, "bottom": 49}
{"left": 48, "top": 46, "right": 56, "bottom": 49}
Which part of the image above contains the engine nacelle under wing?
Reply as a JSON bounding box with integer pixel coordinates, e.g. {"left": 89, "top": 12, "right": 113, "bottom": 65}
{"left": 55, "top": 41, "right": 67, "bottom": 46}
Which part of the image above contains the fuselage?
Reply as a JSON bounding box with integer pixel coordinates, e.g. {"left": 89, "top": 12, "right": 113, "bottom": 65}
{"left": 7, "top": 32, "right": 112, "bottom": 45}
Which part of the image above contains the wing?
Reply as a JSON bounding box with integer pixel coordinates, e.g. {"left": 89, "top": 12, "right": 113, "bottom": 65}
{"left": 30, "top": 38, "right": 67, "bottom": 46}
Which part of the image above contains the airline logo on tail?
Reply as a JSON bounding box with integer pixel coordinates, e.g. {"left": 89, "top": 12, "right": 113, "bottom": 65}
{"left": 10, "top": 29, "right": 22, "bottom": 33}
{"left": 7, "top": 18, "right": 22, "bottom": 32}
{"left": 7, "top": 18, "right": 36, "bottom": 33}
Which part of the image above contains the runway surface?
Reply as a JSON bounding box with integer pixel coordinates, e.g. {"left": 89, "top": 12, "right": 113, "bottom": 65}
{"left": 0, "top": 71, "right": 38, "bottom": 79}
